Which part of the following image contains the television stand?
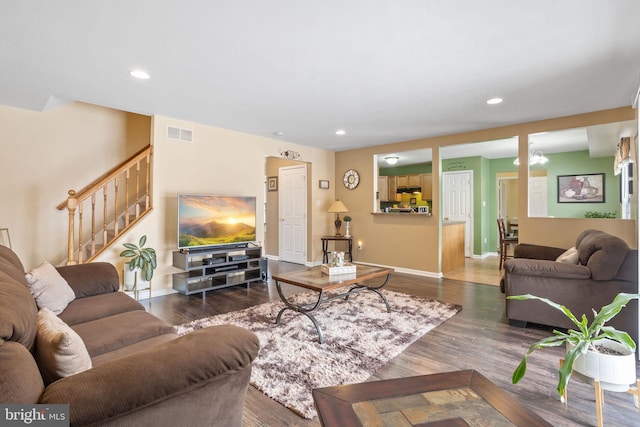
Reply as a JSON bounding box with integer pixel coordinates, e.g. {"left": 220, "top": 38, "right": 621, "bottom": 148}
{"left": 172, "top": 246, "right": 265, "bottom": 298}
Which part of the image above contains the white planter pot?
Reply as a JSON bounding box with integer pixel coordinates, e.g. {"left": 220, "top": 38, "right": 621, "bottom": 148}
{"left": 123, "top": 264, "right": 150, "bottom": 291}
{"left": 568, "top": 339, "right": 636, "bottom": 392}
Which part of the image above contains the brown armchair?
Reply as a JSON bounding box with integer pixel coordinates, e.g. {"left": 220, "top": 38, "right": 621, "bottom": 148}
{"left": 501, "top": 229, "right": 638, "bottom": 341}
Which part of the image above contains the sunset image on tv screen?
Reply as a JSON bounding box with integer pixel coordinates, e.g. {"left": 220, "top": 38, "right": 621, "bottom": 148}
{"left": 178, "top": 195, "right": 256, "bottom": 249}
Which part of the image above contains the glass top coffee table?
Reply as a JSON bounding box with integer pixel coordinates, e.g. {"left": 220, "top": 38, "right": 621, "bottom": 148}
{"left": 313, "top": 370, "right": 552, "bottom": 426}
{"left": 272, "top": 265, "right": 393, "bottom": 344}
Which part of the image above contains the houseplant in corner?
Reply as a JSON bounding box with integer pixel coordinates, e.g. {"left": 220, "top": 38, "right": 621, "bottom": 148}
{"left": 508, "top": 292, "right": 639, "bottom": 399}
{"left": 120, "top": 235, "right": 157, "bottom": 292}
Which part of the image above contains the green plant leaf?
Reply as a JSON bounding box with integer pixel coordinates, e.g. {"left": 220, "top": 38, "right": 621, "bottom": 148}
{"left": 598, "top": 326, "right": 636, "bottom": 351}
{"left": 558, "top": 340, "right": 589, "bottom": 396}
{"left": 512, "top": 358, "right": 528, "bottom": 384}
{"left": 140, "top": 251, "right": 151, "bottom": 263}
{"left": 591, "top": 293, "right": 640, "bottom": 331}
{"left": 119, "top": 249, "right": 136, "bottom": 258}
{"left": 139, "top": 235, "right": 147, "bottom": 247}
{"left": 507, "top": 294, "right": 582, "bottom": 328}
{"left": 123, "top": 242, "right": 138, "bottom": 250}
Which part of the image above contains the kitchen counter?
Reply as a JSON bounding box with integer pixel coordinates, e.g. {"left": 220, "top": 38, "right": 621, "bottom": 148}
{"left": 372, "top": 211, "right": 432, "bottom": 216}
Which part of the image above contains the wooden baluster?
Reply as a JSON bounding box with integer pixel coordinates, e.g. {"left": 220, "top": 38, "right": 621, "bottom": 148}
{"left": 102, "top": 185, "right": 108, "bottom": 248}
{"left": 145, "top": 152, "right": 151, "bottom": 210}
{"left": 125, "top": 168, "right": 130, "bottom": 227}
{"left": 114, "top": 176, "right": 119, "bottom": 235}
{"left": 90, "top": 193, "right": 96, "bottom": 258}
{"left": 135, "top": 160, "right": 141, "bottom": 217}
{"left": 77, "top": 203, "right": 84, "bottom": 264}
{"left": 66, "top": 190, "right": 77, "bottom": 265}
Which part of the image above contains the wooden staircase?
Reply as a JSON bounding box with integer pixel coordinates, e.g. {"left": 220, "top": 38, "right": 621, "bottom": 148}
{"left": 57, "top": 145, "right": 154, "bottom": 265}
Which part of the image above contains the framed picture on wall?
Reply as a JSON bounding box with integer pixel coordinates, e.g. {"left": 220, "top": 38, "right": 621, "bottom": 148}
{"left": 557, "top": 173, "right": 605, "bottom": 203}
{"left": 319, "top": 180, "right": 330, "bottom": 189}
{"left": 267, "top": 176, "right": 278, "bottom": 191}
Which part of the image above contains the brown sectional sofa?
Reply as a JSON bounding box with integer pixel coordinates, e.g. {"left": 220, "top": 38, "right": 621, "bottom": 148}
{"left": 501, "top": 229, "right": 638, "bottom": 341}
{"left": 0, "top": 245, "right": 260, "bottom": 426}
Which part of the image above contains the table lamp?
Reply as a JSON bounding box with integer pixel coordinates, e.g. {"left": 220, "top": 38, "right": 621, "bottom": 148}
{"left": 327, "top": 200, "right": 349, "bottom": 235}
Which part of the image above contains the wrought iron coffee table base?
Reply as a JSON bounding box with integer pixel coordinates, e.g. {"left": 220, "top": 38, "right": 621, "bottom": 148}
{"left": 274, "top": 273, "right": 391, "bottom": 344}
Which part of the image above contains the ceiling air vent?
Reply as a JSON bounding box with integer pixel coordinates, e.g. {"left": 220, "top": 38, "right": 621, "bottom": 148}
{"left": 167, "top": 126, "right": 193, "bottom": 142}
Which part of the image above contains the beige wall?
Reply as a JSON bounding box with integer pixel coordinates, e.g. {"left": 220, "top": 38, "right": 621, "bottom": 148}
{"left": 0, "top": 102, "right": 150, "bottom": 269}
{"left": 335, "top": 107, "right": 637, "bottom": 275}
{"left": 95, "top": 115, "right": 335, "bottom": 293}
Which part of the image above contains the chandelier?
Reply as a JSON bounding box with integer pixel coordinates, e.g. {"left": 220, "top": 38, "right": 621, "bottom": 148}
{"left": 513, "top": 143, "right": 548, "bottom": 166}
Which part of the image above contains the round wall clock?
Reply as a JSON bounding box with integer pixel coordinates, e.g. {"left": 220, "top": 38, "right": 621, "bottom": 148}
{"left": 343, "top": 169, "right": 360, "bottom": 189}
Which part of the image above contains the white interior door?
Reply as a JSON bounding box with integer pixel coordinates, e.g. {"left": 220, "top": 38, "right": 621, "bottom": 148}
{"left": 529, "top": 176, "right": 548, "bottom": 217}
{"left": 278, "top": 165, "right": 307, "bottom": 264}
{"left": 442, "top": 171, "right": 473, "bottom": 257}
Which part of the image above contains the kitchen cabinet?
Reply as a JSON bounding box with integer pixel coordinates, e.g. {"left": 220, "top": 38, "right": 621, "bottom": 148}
{"left": 395, "top": 174, "right": 421, "bottom": 188}
{"left": 408, "top": 174, "right": 421, "bottom": 187}
{"left": 378, "top": 176, "right": 388, "bottom": 202}
{"left": 387, "top": 176, "right": 397, "bottom": 200}
{"left": 421, "top": 174, "right": 433, "bottom": 200}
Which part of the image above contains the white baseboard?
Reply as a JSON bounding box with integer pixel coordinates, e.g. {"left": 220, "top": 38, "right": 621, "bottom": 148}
{"left": 473, "top": 252, "right": 498, "bottom": 259}
{"left": 354, "top": 261, "right": 442, "bottom": 278}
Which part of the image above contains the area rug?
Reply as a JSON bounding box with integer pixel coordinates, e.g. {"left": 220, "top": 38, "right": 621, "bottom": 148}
{"left": 175, "top": 290, "right": 462, "bottom": 419}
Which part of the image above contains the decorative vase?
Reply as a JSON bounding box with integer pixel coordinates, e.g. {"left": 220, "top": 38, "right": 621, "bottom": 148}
{"left": 567, "top": 339, "right": 636, "bottom": 392}
{"left": 344, "top": 221, "right": 351, "bottom": 237}
{"left": 123, "top": 263, "right": 150, "bottom": 291}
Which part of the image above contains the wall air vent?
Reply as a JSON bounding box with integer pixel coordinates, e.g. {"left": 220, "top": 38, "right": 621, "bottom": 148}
{"left": 167, "top": 126, "right": 193, "bottom": 142}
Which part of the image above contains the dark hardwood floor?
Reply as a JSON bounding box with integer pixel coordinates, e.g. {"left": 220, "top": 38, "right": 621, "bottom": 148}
{"left": 144, "top": 261, "right": 640, "bottom": 427}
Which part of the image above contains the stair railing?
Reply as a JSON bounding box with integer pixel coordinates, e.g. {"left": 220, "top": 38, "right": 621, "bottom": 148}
{"left": 57, "top": 145, "right": 153, "bottom": 265}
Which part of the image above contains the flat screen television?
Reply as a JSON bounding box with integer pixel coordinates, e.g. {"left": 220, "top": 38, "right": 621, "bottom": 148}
{"left": 178, "top": 194, "right": 257, "bottom": 250}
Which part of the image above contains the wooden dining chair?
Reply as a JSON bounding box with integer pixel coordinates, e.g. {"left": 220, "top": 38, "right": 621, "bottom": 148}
{"left": 497, "top": 218, "right": 518, "bottom": 269}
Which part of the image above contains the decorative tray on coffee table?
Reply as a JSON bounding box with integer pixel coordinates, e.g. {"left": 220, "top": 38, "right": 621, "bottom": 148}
{"left": 320, "top": 263, "right": 357, "bottom": 275}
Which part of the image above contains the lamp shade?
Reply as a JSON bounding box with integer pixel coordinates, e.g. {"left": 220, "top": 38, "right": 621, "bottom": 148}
{"left": 327, "top": 200, "right": 349, "bottom": 213}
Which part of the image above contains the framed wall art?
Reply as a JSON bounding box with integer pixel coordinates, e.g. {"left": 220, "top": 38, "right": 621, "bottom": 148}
{"left": 267, "top": 176, "right": 278, "bottom": 191}
{"left": 319, "top": 180, "right": 330, "bottom": 189}
{"left": 557, "top": 173, "right": 605, "bottom": 203}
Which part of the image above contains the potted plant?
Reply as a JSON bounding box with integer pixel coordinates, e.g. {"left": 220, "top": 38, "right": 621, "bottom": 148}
{"left": 120, "top": 235, "right": 157, "bottom": 291}
{"left": 343, "top": 215, "right": 352, "bottom": 237}
{"left": 509, "top": 292, "right": 639, "bottom": 398}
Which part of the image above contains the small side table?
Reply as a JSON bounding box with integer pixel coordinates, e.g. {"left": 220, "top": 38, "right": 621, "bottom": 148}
{"left": 321, "top": 235, "right": 353, "bottom": 264}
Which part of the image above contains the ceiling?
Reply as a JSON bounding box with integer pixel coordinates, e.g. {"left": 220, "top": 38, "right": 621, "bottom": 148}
{"left": 1, "top": 1, "right": 639, "bottom": 153}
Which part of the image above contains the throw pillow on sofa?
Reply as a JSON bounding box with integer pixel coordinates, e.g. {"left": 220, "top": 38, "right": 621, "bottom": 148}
{"left": 36, "top": 307, "right": 92, "bottom": 384}
{"left": 556, "top": 246, "right": 579, "bottom": 264}
{"left": 26, "top": 261, "right": 75, "bottom": 314}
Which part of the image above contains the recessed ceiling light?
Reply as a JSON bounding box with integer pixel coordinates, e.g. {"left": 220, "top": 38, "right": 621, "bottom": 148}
{"left": 273, "top": 131, "right": 285, "bottom": 136}
{"left": 486, "top": 97, "right": 503, "bottom": 105}
{"left": 130, "top": 70, "right": 150, "bottom": 80}
{"left": 335, "top": 129, "right": 346, "bottom": 136}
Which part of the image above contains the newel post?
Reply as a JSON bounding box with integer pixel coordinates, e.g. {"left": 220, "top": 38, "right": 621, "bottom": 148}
{"left": 66, "top": 190, "right": 77, "bottom": 265}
